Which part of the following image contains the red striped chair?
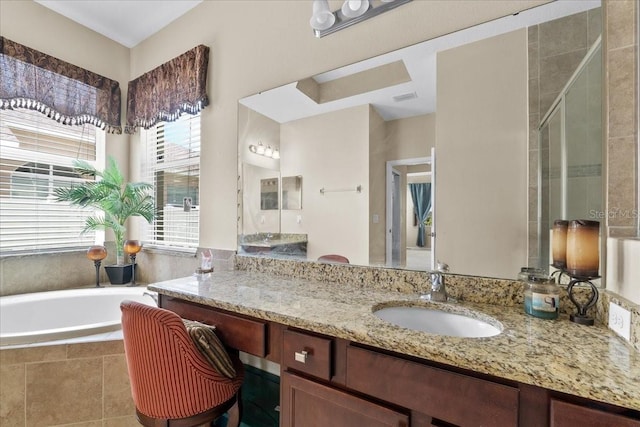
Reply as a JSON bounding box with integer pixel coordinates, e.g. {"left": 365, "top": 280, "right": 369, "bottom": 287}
{"left": 120, "top": 300, "right": 244, "bottom": 427}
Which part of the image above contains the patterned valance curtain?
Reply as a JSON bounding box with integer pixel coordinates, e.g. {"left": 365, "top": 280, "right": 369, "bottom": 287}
{"left": 0, "top": 37, "right": 122, "bottom": 134}
{"left": 125, "top": 45, "right": 209, "bottom": 134}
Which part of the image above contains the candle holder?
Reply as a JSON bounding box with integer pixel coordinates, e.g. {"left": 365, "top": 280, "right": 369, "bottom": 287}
{"left": 551, "top": 268, "right": 599, "bottom": 326}
{"left": 123, "top": 240, "right": 143, "bottom": 287}
{"left": 87, "top": 245, "right": 107, "bottom": 287}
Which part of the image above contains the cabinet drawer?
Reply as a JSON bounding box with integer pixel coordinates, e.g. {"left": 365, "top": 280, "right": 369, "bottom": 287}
{"left": 283, "top": 329, "right": 332, "bottom": 381}
{"left": 281, "top": 371, "right": 409, "bottom": 427}
{"left": 346, "top": 346, "right": 519, "bottom": 427}
{"left": 160, "top": 296, "right": 267, "bottom": 357}
{"left": 551, "top": 399, "right": 640, "bottom": 427}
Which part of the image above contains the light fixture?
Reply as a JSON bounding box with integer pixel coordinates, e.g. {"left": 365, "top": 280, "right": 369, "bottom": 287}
{"left": 311, "top": 0, "right": 412, "bottom": 38}
{"left": 249, "top": 142, "right": 280, "bottom": 159}
{"left": 341, "top": 0, "right": 369, "bottom": 18}
{"left": 310, "top": 0, "right": 336, "bottom": 31}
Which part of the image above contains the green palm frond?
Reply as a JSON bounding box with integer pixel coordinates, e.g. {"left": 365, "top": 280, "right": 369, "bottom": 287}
{"left": 55, "top": 156, "right": 155, "bottom": 259}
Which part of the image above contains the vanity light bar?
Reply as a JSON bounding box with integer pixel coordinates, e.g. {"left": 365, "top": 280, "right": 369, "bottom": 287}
{"left": 249, "top": 142, "right": 280, "bottom": 159}
{"left": 313, "top": 0, "right": 413, "bottom": 38}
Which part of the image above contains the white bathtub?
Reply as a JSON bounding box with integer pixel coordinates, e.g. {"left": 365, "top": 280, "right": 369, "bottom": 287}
{"left": 0, "top": 287, "right": 157, "bottom": 347}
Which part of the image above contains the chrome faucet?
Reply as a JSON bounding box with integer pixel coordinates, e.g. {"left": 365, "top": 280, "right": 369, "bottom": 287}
{"left": 143, "top": 291, "right": 158, "bottom": 305}
{"left": 422, "top": 261, "right": 450, "bottom": 302}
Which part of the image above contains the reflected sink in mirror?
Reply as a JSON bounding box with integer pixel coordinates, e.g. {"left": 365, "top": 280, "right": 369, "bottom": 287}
{"left": 373, "top": 305, "right": 502, "bottom": 338}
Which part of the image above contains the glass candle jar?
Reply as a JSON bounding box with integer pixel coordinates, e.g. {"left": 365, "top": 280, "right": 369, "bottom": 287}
{"left": 524, "top": 277, "right": 560, "bottom": 320}
{"left": 551, "top": 220, "right": 568, "bottom": 269}
{"left": 566, "top": 220, "right": 599, "bottom": 278}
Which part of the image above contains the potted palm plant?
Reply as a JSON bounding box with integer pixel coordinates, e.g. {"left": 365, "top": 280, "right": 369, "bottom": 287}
{"left": 55, "top": 157, "right": 155, "bottom": 284}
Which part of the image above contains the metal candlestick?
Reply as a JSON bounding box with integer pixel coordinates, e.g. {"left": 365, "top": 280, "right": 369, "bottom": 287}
{"left": 551, "top": 267, "right": 599, "bottom": 326}
{"left": 86, "top": 245, "right": 107, "bottom": 287}
{"left": 124, "top": 240, "right": 142, "bottom": 287}
{"left": 128, "top": 253, "right": 138, "bottom": 286}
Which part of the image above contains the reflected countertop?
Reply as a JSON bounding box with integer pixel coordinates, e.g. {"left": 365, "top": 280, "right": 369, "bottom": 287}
{"left": 148, "top": 270, "right": 640, "bottom": 411}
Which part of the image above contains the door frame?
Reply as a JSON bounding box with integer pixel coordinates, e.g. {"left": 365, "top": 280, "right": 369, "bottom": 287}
{"left": 385, "top": 155, "right": 433, "bottom": 267}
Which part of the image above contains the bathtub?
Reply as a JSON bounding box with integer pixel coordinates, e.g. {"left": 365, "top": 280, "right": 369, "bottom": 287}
{"left": 0, "top": 287, "right": 157, "bottom": 347}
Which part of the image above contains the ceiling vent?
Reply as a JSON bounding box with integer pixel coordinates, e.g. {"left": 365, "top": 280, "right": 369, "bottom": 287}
{"left": 392, "top": 92, "right": 418, "bottom": 102}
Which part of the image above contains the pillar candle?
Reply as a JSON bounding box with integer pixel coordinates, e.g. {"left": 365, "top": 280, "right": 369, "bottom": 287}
{"left": 566, "top": 220, "right": 600, "bottom": 277}
{"left": 551, "top": 220, "right": 568, "bottom": 268}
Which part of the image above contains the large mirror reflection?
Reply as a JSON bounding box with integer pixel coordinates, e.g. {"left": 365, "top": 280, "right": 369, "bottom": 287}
{"left": 237, "top": 0, "right": 603, "bottom": 280}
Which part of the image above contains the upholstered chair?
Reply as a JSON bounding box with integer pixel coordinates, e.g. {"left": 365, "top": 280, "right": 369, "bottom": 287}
{"left": 120, "top": 300, "right": 244, "bottom": 427}
{"left": 317, "top": 254, "right": 350, "bottom": 264}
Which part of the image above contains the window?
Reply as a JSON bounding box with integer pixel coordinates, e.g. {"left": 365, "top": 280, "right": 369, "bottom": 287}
{"left": 0, "top": 108, "right": 104, "bottom": 252}
{"left": 142, "top": 112, "right": 200, "bottom": 250}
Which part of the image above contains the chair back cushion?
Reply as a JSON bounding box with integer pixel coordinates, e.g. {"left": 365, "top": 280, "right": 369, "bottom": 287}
{"left": 182, "top": 318, "right": 236, "bottom": 378}
{"left": 120, "top": 300, "right": 243, "bottom": 419}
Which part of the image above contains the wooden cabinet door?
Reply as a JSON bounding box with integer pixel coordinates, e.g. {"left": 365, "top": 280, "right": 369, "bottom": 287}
{"left": 551, "top": 399, "right": 640, "bottom": 427}
{"left": 281, "top": 371, "right": 409, "bottom": 427}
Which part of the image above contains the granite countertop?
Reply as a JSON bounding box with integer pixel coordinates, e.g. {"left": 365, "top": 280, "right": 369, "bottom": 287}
{"left": 148, "top": 270, "right": 640, "bottom": 411}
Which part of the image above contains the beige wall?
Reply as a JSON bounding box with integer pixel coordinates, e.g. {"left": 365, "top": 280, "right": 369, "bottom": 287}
{"left": 387, "top": 114, "right": 436, "bottom": 161}
{"left": 0, "top": 0, "right": 561, "bottom": 292}
{"left": 436, "top": 29, "right": 528, "bottom": 278}
{"left": 369, "top": 106, "right": 387, "bottom": 265}
{"left": 280, "top": 105, "right": 370, "bottom": 264}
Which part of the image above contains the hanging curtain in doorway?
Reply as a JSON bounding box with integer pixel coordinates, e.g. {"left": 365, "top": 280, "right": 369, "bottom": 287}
{"left": 125, "top": 44, "right": 209, "bottom": 133}
{"left": 409, "top": 183, "right": 432, "bottom": 247}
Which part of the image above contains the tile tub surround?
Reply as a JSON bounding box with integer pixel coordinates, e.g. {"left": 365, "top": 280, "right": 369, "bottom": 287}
{"left": 149, "top": 271, "right": 640, "bottom": 412}
{"left": 0, "top": 340, "right": 137, "bottom": 426}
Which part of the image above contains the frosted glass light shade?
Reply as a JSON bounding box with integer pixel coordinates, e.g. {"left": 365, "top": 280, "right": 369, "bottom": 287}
{"left": 310, "top": 0, "right": 335, "bottom": 30}
{"left": 341, "top": 0, "right": 369, "bottom": 18}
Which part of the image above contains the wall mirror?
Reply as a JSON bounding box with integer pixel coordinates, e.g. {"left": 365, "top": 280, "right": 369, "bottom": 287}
{"left": 283, "top": 176, "right": 303, "bottom": 210}
{"left": 237, "top": 0, "right": 604, "bottom": 280}
{"left": 260, "top": 178, "right": 279, "bottom": 210}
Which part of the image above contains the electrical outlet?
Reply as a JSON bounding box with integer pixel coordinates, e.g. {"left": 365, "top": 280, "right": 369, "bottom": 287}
{"left": 608, "top": 302, "right": 631, "bottom": 341}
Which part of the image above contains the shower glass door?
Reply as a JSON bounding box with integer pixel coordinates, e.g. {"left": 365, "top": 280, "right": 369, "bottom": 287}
{"left": 538, "top": 40, "right": 602, "bottom": 273}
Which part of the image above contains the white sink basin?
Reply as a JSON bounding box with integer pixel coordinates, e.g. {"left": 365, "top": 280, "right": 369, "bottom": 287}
{"left": 373, "top": 306, "right": 502, "bottom": 338}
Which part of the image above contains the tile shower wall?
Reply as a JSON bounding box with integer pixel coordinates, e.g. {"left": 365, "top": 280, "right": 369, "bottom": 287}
{"left": 0, "top": 340, "right": 137, "bottom": 426}
{"left": 605, "top": 0, "right": 638, "bottom": 236}
{"left": 527, "top": 7, "right": 602, "bottom": 268}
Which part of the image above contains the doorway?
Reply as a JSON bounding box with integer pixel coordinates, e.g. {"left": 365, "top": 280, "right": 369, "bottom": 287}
{"left": 386, "top": 152, "right": 434, "bottom": 270}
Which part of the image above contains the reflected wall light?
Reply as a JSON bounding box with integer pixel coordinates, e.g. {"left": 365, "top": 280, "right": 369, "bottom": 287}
{"left": 249, "top": 142, "right": 280, "bottom": 159}
{"left": 311, "top": 0, "right": 412, "bottom": 38}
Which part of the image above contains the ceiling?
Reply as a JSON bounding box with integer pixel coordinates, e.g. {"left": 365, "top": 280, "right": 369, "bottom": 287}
{"left": 34, "top": 0, "right": 203, "bottom": 48}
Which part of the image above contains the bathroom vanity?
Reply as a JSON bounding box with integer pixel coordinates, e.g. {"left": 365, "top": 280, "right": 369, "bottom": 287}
{"left": 149, "top": 271, "right": 640, "bottom": 427}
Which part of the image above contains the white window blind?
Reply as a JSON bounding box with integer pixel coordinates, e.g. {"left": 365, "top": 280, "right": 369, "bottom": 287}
{"left": 142, "top": 113, "right": 200, "bottom": 249}
{"left": 0, "top": 108, "right": 103, "bottom": 253}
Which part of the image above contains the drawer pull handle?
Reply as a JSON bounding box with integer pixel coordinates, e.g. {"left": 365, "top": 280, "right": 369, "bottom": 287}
{"left": 294, "top": 350, "right": 308, "bottom": 363}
